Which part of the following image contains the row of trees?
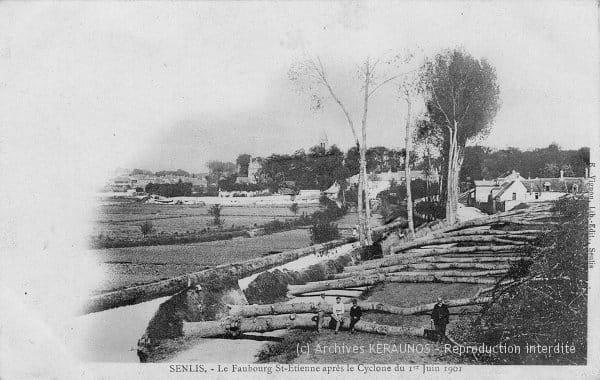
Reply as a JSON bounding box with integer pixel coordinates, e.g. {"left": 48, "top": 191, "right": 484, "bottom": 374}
{"left": 257, "top": 145, "right": 346, "bottom": 192}
{"left": 252, "top": 145, "right": 413, "bottom": 192}
{"left": 144, "top": 181, "right": 193, "bottom": 197}
{"left": 131, "top": 168, "right": 195, "bottom": 178}
{"left": 461, "top": 144, "right": 590, "bottom": 182}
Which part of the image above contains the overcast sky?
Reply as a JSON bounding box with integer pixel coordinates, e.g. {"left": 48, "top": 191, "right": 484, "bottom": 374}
{"left": 0, "top": 4, "right": 598, "bottom": 371}
{"left": 1, "top": 1, "right": 598, "bottom": 173}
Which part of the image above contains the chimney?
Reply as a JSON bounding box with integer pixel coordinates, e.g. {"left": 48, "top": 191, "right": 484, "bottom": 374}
{"left": 559, "top": 169, "right": 564, "bottom": 180}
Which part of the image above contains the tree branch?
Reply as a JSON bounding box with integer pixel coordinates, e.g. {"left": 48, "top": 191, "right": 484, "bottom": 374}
{"left": 431, "top": 84, "right": 454, "bottom": 127}
{"left": 309, "top": 57, "right": 359, "bottom": 143}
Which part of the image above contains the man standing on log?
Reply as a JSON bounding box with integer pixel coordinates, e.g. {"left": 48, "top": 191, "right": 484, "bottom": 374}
{"left": 431, "top": 297, "right": 450, "bottom": 343}
{"left": 316, "top": 293, "right": 327, "bottom": 332}
{"left": 349, "top": 299, "right": 362, "bottom": 334}
{"left": 332, "top": 296, "right": 345, "bottom": 334}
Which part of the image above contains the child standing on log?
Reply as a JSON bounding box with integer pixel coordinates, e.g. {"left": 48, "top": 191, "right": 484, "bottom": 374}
{"left": 431, "top": 297, "right": 450, "bottom": 343}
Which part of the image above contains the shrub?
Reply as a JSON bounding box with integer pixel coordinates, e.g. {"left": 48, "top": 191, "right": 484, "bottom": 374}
{"left": 140, "top": 221, "right": 154, "bottom": 236}
{"left": 208, "top": 204, "right": 223, "bottom": 226}
{"left": 289, "top": 202, "right": 299, "bottom": 216}
{"left": 263, "top": 219, "right": 287, "bottom": 234}
{"left": 310, "top": 220, "right": 340, "bottom": 244}
{"left": 360, "top": 243, "right": 383, "bottom": 261}
{"left": 319, "top": 193, "right": 330, "bottom": 207}
{"left": 414, "top": 200, "right": 445, "bottom": 220}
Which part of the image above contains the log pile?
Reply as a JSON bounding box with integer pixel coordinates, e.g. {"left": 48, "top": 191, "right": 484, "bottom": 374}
{"left": 182, "top": 294, "right": 493, "bottom": 339}
{"left": 183, "top": 315, "right": 424, "bottom": 339}
{"left": 137, "top": 201, "right": 558, "bottom": 362}
{"left": 227, "top": 296, "right": 492, "bottom": 318}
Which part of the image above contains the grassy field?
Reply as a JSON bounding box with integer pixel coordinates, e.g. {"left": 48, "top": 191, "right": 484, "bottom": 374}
{"left": 90, "top": 229, "right": 311, "bottom": 293}
{"left": 92, "top": 199, "right": 319, "bottom": 240}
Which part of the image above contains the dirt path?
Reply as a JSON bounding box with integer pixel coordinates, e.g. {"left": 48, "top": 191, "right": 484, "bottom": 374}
{"left": 165, "top": 331, "right": 288, "bottom": 363}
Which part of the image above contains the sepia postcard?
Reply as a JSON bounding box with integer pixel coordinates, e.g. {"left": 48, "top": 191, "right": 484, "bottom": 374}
{"left": 0, "top": 1, "right": 599, "bottom": 379}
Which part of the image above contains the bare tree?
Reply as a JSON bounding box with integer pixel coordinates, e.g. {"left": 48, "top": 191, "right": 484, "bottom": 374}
{"left": 398, "top": 70, "right": 422, "bottom": 238}
{"left": 290, "top": 54, "right": 411, "bottom": 246}
{"left": 402, "top": 86, "right": 415, "bottom": 238}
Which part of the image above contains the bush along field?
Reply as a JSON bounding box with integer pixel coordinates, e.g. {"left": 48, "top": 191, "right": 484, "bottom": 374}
{"left": 448, "top": 196, "right": 588, "bottom": 364}
{"left": 309, "top": 195, "right": 347, "bottom": 244}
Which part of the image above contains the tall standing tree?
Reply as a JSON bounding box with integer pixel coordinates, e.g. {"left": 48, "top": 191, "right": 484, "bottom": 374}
{"left": 289, "top": 56, "right": 406, "bottom": 246}
{"left": 402, "top": 84, "right": 415, "bottom": 237}
{"left": 236, "top": 154, "right": 252, "bottom": 176}
{"left": 420, "top": 48, "right": 500, "bottom": 224}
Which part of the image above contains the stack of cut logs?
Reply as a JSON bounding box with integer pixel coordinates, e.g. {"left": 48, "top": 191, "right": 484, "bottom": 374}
{"left": 182, "top": 202, "right": 556, "bottom": 339}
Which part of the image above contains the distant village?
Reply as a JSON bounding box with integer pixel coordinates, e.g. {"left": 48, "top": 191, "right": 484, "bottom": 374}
{"left": 102, "top": 138, "right": 590, "bottom": 216}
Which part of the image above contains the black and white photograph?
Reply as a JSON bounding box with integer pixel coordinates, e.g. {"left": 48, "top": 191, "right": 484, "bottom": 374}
{"left": 0, "top": 1, "right": 598, "bottom": 379}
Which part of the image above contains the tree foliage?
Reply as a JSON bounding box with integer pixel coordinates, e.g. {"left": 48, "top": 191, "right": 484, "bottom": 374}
{"left": 130, "top": 168, "right": 154, "bottom": 176}
{"left": 419, "top": 47, "right": 500, "bottom": 223}
{"left": 145, "top": 181, "right": 193, "bottom": 197}
{"left": 257, "top": 145, "right": 348, "bottom": 191}
{"left": 206, "top": 161, "right": 237, "bottom": 183}
{"left": 422, "top": 48, "right": 500, "bottom": 145}
{"left": 155, "top": 169, "right": 191, "bottom": 177}
{"left": 460, "top": 144, "right": 590, "bottom": 183}
{"left": 236, "top": 154, "right": 251, "bottom": 176}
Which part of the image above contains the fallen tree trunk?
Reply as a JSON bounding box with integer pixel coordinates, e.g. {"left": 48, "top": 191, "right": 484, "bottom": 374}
{"left": 398, "top": 244, "right": 523, "bottom": 256}
{"left": 227, "top": 296, "right": 492, "bottom": 318}
{"left": 440, "top": 252, "right": 528, "bottom": 259}
{"left": 443, "top": 229, "right": 544, "bottom": 237}
{"left": 390, "top": 235, "right": 529, "bottom": 254}
{"left": 333, "top": 262, "right": 511, "bottom": 279}
{"left": 287, "top": 272, "right": 508, "bottom": 295}
{"left": 357, "top": 296, "right": 492, "bottom": 315}
{"left": 344, "top": 245, "right": 523, "bottom": 273}
{"left": 182, "top": 314, "right": 424, "bottom": 338}
{"left": 83, "top": 238, "right": 358, "bottom": 314}
{"left": 348, "top": 254, "right": 529, "bottom": 269}
{"left": 442, "top": 214, "right": 556, "bottom": 233}
{"left": 413, "top": 256, "right": 530, "bottom": 264}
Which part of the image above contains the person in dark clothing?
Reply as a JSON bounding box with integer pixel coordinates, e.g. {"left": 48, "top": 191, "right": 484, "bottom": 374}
{"left": 431, "top": 297, "right": 450, "bottom": 343}
{"left": 349, "top": 299, "right": 362, "bottom": 334}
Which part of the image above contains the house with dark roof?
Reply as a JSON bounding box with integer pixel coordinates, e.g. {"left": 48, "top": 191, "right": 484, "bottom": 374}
{"left": 471, "top": 169, "right": 589, "bottom": 212}
{"left": 521, "top": 177, "right": 587, "bottom": 198}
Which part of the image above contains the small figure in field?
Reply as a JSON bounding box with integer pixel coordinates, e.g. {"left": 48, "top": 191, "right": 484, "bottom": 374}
{"left": 431, "top": 297, "right": 450, "bottom": 343}
{"left": 316, "top": 293, "right": 327, "bottom": 332}
{"left": 349, "top": 299, "right": 362, "bottom": 334}
{"left": 331, "top": 296, "right": 345, "bottom": 334}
